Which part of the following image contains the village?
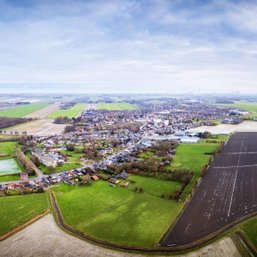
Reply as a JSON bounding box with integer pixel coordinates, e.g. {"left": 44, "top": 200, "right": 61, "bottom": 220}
{"left": 0, "top": 99, "right": 235, "bottom": 196}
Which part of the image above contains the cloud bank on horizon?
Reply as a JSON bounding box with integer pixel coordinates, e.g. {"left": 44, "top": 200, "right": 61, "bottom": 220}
{"left": 0, "top": 0, "right": 257, "bottom": 94}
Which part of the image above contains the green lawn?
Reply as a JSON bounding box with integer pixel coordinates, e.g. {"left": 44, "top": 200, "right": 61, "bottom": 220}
{"left": 52, "top": 181, "right": 182, "bottom": 248}
{"left": 0, "top": 103, "right": 49, "bottom": 118}
{"left": 39, "top": 162, "right": 81, "bottom": 174}
{"left": 0, "top": 193, "right": 48, "bottom": 236}
{"left": 0, "top": 141, "right": 18, "bottom": 156}
{"left": 139, "top": 151, "right": 155, "bottom": 159}
{"left": 97, "top": 102, "right": 138, "bottom": 110}
{"left": 48, "top": 103, "right": 85, "bottom": 119}
{"left": 167, "top": 142, "right": 220, "bottom": 199}
{"left": 128, "top": 175, "right": 181, "bottom": 198}
{"left": 0, "top": 174, "right": 20, "bottom": 182}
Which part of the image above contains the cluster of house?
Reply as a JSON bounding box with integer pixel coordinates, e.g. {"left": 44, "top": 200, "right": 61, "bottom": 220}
{"left": 0, "top": 180, "right": 44, "bottom": 196}
{"left": 222, "top": 117, "right": 243, "bottom": 124}
{"left": 31, "top": 147, "right": 66, "bottom": 168}
{"left": 108, "top": 171, "right": 130, "bottom": 188}
{"left": 0, "top": 166, "right": 100, "bottom": 196}
{"left": 1, "top": 97, "right": 238, "bottom": 196}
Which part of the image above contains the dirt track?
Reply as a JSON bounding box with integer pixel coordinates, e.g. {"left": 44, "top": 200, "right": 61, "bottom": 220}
{"left": 162, "top": 132, "right": 257, "bottom": 247}
{"left": 0, "top": 214, "right": 241, "bottom": 257}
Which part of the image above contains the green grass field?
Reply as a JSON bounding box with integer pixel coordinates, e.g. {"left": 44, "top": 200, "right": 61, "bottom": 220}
{"left": 168, "top": 143, "right": 219, "bottom": 173}
{"left": 39, "top": 162, "right": 81, "bottom": 174}
{"left": 0, "top": 103, "right": 49, "bottom": 118}
{"left": 128, "top": 175, "right": 181, "bottom": 198}
{"left": 0, "top": 174, "right": 20, "bottom": 182}
{"left": 0, "top": 142, "right": 22, "bottom": 180}
{"left": 48, "top": 103, "right": 85, "bottom": 119}
{"left": 0, "top": 193, "right": 48, "bottom": 236}
{"left": 97, "top": 102, "right": 138, "bottom": 110}
{"left": 139, "top": 151, "right": 156, "bottom": 159}
{"left": 52, "top": 181, "right": 182, "bottom": 248}
{"left": 0, "top": 159, "right": 22, "bottom": 176}
{"left": 0, "top": 141, "right": 18, "bottom": 156}
{"left": 217, "top": 101, "right": 257, "bottom": 119}
{"left": 167, "top": 142, "right": 220, "bottom": 199}
{"left": 217, "top": 101, "right": 257, "bottom": 112}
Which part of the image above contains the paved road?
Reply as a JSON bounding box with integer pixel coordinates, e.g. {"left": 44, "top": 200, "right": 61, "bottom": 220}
{"left": 162, "top": 132, "right": 257, "bottom": 247}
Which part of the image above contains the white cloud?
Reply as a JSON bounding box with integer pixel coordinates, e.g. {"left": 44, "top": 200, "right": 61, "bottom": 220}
{"left": 0, "top": 0, "right": 257, "bottom": 94}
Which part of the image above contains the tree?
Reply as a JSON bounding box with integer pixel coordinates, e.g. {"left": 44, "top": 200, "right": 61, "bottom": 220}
{"left": 148, "top": 156, "right": 160, "bottom": 177}
{"left": 66, "top": 144, "right": 75, "bottom": 151}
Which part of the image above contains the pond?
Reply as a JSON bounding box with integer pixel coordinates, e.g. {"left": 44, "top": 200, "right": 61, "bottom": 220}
{"left": 0, "top": 159, "right": 22, "bottom": 176}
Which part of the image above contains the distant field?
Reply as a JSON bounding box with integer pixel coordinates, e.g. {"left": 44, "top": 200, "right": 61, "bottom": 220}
{"left": 97, "top": 102, "right": 137, "bottom": 110}
{"left": 24, "top": 104, "right": 59, "bottom": 119}
{"left": 5, "top": 119, "right": 66, "bottom": 136}
{"left": 189, "top": 121, "right": 257, "bottom": 134}
{"left": 52, "top": 181, "right": 182, "bottom": 248}
{"left": 217, "top": 101, "right": 257, "bottom": 112}
{"left": 0, "top": 193, "right": 48, "bottom": 236}
{"left": 167, "top": 142, "right": 220, "bottom": 199}
{"left": 217, "top": 101, "right": 257, "bottom": 119}
{"left": 0, "top": 103, "right": 49, "bottom": 118}
{"left": 48, "top": 103, "right": 85, "bottom": 119}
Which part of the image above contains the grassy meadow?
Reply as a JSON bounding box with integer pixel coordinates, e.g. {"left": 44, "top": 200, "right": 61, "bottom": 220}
{"left": 0, "top": 174, "right": 20, "bottom": 182}
{"left": 52, "top": 181, "right": 182, "bottom": 248}
{"left": 0, "top": 193, "right": 48, "bottom": 236}
{"left": 167, "top": 142, "right": 220, "bottom": 199}
{"left": 48, "top": 103, "right": 85, "bottom": 119}
{"left": 39, "top": 162, "right": 81, "bottom": 174}
{"left": 0, "top": 141, "right": 18, "bottom": 156}
{"left": 168, "top": 143, "right": 220, "bottom": 174}
{"left": 128, "top": 175, "right": 181, "bottom": 198}
{"left": 0, "top": 103, "right": 49, "bottom": 118}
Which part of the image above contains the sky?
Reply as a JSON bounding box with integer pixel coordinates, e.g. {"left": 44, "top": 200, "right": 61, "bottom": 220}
{"left": 0, "top": 0, "right": 257, "bottom": 94}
